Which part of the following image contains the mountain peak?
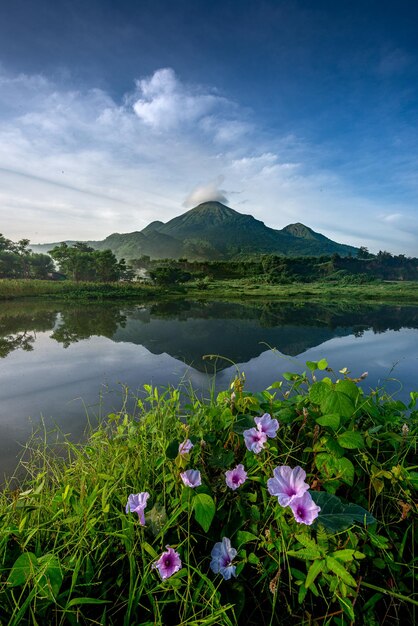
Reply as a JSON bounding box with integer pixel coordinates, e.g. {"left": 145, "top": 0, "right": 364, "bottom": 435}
{"left": 281, "top": 223, "right": 318, "bottom": 240}
{"left": 185, "top": 201, "right": 241, "bottom": 222}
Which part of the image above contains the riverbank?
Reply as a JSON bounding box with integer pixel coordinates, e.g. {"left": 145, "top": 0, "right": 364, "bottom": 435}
{"left": 1, "top": 366, "right": 417, "bottom": 624}
{"left": 1, "top": 278, "right": 418, "bottom": 303}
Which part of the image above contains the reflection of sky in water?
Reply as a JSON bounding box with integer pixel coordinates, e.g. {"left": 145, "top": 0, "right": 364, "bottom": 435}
{"left": 1, "top": 326, "right": 417, "bottom": 478}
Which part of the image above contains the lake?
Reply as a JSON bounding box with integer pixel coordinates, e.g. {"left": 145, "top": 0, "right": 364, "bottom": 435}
{"left": 1, "top": 298, "right": 418, "bottom": 479}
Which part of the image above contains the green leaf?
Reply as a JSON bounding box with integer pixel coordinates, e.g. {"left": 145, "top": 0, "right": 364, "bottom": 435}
{"left": 287, "top": 547, "right": 322, "bottom": 560}
{"left": 236, "top": 531, "right": 258, "bottom": 547}
{"left": 338, "top": 595, "right": 355, "bottom": 621}
{"left": 37, "top": 554, "right": 63, "bottom": 599}
{"left": 166, "top": 440, "right": 180, "bottom": 460}
{"left": 306, "top": 360, "right": 318, "bottom": 371}
{"left": 323, "top": 436, "right": 345, "bottom": 457}
{"left": 337, "top": 431, "right": 365, "bottom": 449}
{"left": 332, "top": 549, "right": 365, "bottom": 562}
{"left": 311, "top": 491, "right": 375, "bottom": 531}
{"left": 314, "top": 455, "right": 354, "bottom": 486}
{"left": 67, "top": 597, "right": 111, "bottom": 608}
{"left": 316, "top": 414, "right": 340, "bottom": 430}
{"left": 321, "top": 390, "right": 354, "bottom": 419}
{"left": 142, "top": 542, "right": 158, "bottom": 559}
{"left": 294, "top": 533, "right": 320, "bottom": 552}
{"left": 309, "top": 381, "right": 332, "bottom": 405}
{"left": 335, "top": 457, "right": 355, "bottom": 486}
{"left": 317, "top": 358, "right": 328, "bottom": 370}
{"left": 326, "top": 556, "right": 357, "bottom": 588}
{"left": 335, "top": 380, "right": 361, "bottom": 402}
{"left": 193, "top": 493, "right": 216, "bottom": 533}
{"left": 208, "top": 445, "right": 235, "bottom": 469}
{"left": 305, "top": 559, "right": 326, "bottom": 589}
{"left": 232, "top": 415, "right": 255, "bottom": 434}
{"left": 7, "top": 552, "right": 38, "bottom": 587}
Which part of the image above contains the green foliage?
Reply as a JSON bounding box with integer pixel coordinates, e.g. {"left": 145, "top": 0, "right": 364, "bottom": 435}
{"left": 0, "top": 234, "right": 54, "bottom": 279}
{"left": 0, "top": 363, "right": 417, "bottom": 624}
{"left": 49, "top": 242, "right": 131, "bottom": 282}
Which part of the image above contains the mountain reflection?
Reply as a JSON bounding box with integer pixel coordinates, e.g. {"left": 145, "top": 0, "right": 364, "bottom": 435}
{"left": 1, "top": 299, "right": 418, "bottom": 369}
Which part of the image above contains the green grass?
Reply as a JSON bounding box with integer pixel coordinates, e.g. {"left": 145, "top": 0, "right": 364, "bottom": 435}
{"left": 1, "top": 278, "right": 418, "bottom": 303}
{"left": 0, "top": 364, "right": 417, "bottom": 625}
{"left": 0, "top": 279, "right": 161, "bottom": 301}
{"left": 185, "top": 278, "right": 418, "bottom": 303}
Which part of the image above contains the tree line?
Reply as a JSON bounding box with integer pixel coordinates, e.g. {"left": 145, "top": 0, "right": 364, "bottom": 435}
{"left": 131, "top": 248, "right": 418, "bottom": 285}
{"left": 0, "top": 236, "right": 134, "bottom": 282}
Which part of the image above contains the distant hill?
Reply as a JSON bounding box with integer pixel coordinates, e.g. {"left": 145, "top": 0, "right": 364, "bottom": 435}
{"left": 31, "top": 201, "right": 359, "bottom": 260}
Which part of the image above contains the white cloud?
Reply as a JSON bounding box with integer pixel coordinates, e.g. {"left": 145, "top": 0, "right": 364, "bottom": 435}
{"left": 183, "top": 176, "right": 229, "bottom": 208}
{"left": 132, "top": 68, "right": 227, "bottom": 131}
{"left": 0, "top": 65, "right": 416, "bottom": 254}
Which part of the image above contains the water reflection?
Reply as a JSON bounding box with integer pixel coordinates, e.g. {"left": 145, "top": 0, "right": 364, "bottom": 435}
{"left": 1, "top": 299, "right": 418, "bottom": 367}
{"left": 0, "top": 298, "right": 417, "bottom": 478}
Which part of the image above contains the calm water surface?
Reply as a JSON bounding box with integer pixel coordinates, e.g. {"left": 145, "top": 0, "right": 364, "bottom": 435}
{"left": 1, "top": 299, "right": 417, "bottom": 478}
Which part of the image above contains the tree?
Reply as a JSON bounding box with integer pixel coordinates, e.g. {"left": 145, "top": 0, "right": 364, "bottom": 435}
{"left": 357, "top": 246, "right": 374, "bottom": 260}
{"left": 49, "top": 243, "right": 132, "bottom": 282}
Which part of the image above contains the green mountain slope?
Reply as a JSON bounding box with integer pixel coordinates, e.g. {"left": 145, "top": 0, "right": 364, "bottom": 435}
{"left": 31, "top": 201, "right": 359, "bottom": 260}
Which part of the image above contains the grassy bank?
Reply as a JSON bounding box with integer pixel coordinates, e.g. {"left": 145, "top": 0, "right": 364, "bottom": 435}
{"left": 0, "top": 363, "right": 417, "bottom": 625}
{"left": 1, "top": 278, "right": 418, "bottom": 303}
{"left": 0, "top": 279, "right": 162, "bottom": 301}
{"left": 184, "top": 279, "right": 418, "bottom": 303}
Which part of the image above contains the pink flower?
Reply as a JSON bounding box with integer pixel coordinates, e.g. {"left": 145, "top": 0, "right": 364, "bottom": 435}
{"left": 152, "top": 546, "right": 182, "bottom": 579}
{"left": 180, "top": 469, "right": 201, "bottom": 488}
{"left": 289, "top": 492, "right": 321, "bottom": 525}
{"left": 254, "top": 413, "right": 279, "bottom": 438}
{"left": 267, "top": 465, "right": 310, "bottom": 507}
{"left": 125, "top": 492, "right": 150, "bottom": 525}
{"left": 243, "top": 427, "right": 267, "bottom": 453}
{"left": 178, "top": 439, "right": 194, "bottom": 455}
{"left": 225, "top": 464, "right": 247, "bottom": 490}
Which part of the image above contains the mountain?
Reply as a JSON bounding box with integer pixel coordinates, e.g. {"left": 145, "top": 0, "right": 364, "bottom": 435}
{"left": 31, "top": 201, "right": 359, "bottom": 260}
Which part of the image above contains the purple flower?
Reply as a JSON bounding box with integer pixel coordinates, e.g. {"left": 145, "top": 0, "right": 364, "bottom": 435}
{"left": 180, "top": 469, "right": 201, "bottom": 488}
{"left": 152, "top": 546, "right": 182, "bottom": 579}
{"left": 225, "top": 464, "right": 247, "bottom": 490}
{"left": 125, "top": 492, "right": 150, "bottom": 525}
{"left": 210, "top": 537, "right": 237, "bottom": 580}
{"left": 289, "top": 492, "right": 321, "bottom": 525}
{"left": 178, "top": 439, "right": 194, "bottom": 455}
{"left": 254, "top": 413, "right": 279, "bottom": 438}
{"left": 267, "top": 465, "right": 310, "bottom": 507}
{"left": 243, "top": 427, "right": 267, "bottom": 453}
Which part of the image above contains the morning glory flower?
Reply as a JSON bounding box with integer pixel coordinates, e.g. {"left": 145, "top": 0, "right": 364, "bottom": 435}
{"left": 125, "top": 491, "right": 150, "bottom": 525}
{"left": 210, "top": 537, "right": 237, "bottom": 580}
{"left": 152, "top": 546, "right": 182, "bottom": 579}
{"left": 267, "top": 465, "right": 310, "bottom": 507}
{"left": 243, "top": 427, "right": 267, "bottom": 453}
{"left": 225, "top": 464, "right": 247, "bottom": 490}
{"left": 289, "top": 492, "right": 321, "bottom": 525}
{"left": 178, "top": 439, "right": 194, "bottom": 455}
{"left": 254, "top": 413, "right": 279, "bottom": 438}
{"left": 180, "top": 469, "right": 202, "bottom": 488}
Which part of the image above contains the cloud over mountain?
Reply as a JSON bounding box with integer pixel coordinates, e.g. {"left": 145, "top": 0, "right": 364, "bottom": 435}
{"left": 183, "top": 176, "right": 229, "bottom": 208}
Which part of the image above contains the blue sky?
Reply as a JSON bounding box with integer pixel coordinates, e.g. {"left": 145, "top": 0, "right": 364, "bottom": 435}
{"left": 0, "top": 0, "right": 417, "bottom": 254}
